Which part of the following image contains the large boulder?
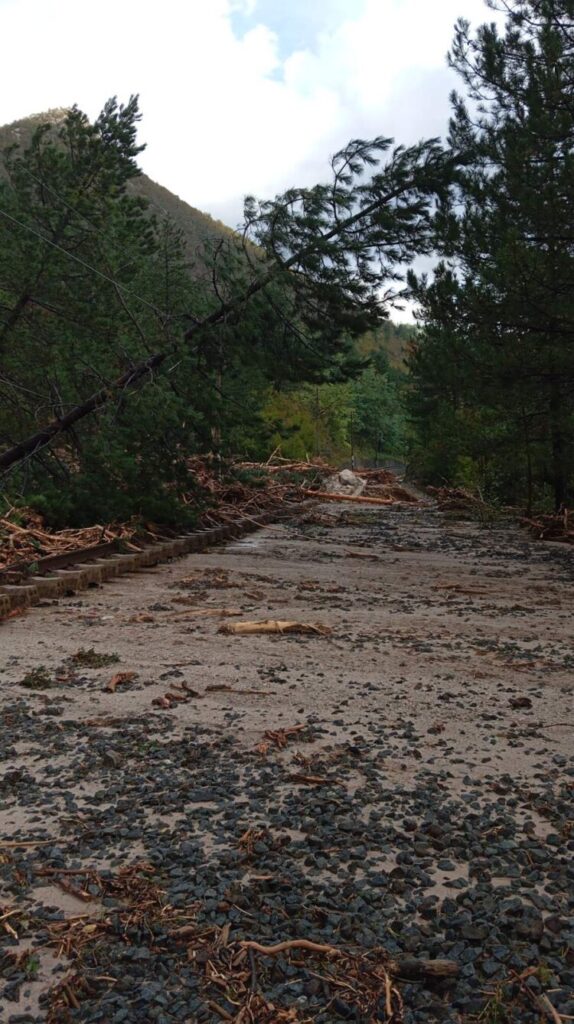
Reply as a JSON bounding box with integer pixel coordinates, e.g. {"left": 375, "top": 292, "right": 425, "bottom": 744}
{"left": 324, "top": 469, "right": 366, "bottom": 497}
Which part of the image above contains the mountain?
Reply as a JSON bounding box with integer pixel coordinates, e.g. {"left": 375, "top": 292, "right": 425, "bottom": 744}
{"left": 0, "top": 109, "right": 232, "bottom": 276}
{"left": 0, "top": 109, "right": 414, "bottom": 365}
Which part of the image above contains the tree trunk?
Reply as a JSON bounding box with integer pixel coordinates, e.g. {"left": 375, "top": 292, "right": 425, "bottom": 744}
{"left": 550, "top": 382, "right": 567, "bottom": 511}
{"left": 0, "top": 353, "right": 167, "bottom": 472}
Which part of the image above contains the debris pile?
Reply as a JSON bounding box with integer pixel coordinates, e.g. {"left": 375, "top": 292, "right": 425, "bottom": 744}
{"left": 426, "top": 485, "right": 491, "bottom": 517}
{"left": 429, "top": 485, "right": 574, "bottom": 545}
{"left": 236, "top": 454, "right": 334, "bottom": 476}
{"left": 1, "top": 456, "right": 417, "bottom": 584}
{"left": 303, "top": 468, "right": 418, "bottom": 506}
{"left": 360, "top": 469, "right": 419, "bottom": 503}
{"left": 520, "top": 510, "right": 573, "bottom": 545}
{"left": 11, "top": 857, "right": 460, "bottom": 1024}
{"left": 0, "top": 508, "right": 139, "bottom": 574}
{"left": 182, "top": 455, "right": 323, "bottom": 528}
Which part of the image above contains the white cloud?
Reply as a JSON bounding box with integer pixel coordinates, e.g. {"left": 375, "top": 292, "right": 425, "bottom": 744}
{"left": 0, "top": 0, "right": 502, "bottom": 289}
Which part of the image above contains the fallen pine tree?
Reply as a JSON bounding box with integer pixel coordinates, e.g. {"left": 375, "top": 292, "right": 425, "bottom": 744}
{"left": 301, "top": 489, "right": 395, "bottom": 506}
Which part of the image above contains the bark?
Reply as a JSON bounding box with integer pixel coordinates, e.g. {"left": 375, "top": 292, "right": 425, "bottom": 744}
{"left": 550, "top": 381, "right": 567, "bottom": 511}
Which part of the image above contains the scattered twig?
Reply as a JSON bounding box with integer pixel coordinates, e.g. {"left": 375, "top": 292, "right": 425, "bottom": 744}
{"left": 240, "top": 939, "right": 340, "bottom": 956}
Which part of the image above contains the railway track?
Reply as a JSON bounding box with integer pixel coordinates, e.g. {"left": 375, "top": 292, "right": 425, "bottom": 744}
{"left": 0, "top": 507, "right": 298, "bottom": 619}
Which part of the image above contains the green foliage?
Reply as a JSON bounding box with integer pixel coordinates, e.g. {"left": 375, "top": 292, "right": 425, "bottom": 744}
{"left": 409, "top": 0, "right": 574, "bottom": 510}
{"left": 0, "top": 100, "right": 444, "bottom": 522}
{"left": 0, "top": 99, "right": 213, "bottom": 524}
{"left": 23, "top": 956, "right": 40, "bottom": 980}
{"left": 262, "top": 324, "right": 411, "bottom": 463}
{"left": 18, "top": 667, "right": 53, "bottom": 689}
{"left": 70, "top": 648, "right": 119, "bottom": 668}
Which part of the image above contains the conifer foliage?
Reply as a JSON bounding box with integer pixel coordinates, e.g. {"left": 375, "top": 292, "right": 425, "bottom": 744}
{"left": 0, "top": 105, "right": 451, "bottom": 522}
{"left": 409, "top": 0, "right": 574, "bottom": 509}
{"left": 0, "top": 98, "right": 207, "bottom": 522}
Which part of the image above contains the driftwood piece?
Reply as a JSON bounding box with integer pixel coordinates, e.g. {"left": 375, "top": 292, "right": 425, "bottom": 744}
{"left": 240, "top": 939, "right": 339, "bottom": 956}
{"left": 255, "top": 724, "right": 307, "bottom": 754}
{"left": 219, "top": 619, "right": 331, "bottom": 636}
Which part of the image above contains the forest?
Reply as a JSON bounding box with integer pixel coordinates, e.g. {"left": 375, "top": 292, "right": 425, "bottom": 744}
{"left": 0, "top": 0, "right": 572, "bottom": 526}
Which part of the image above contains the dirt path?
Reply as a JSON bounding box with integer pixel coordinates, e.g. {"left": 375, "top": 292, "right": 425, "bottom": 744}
{"left": 2, "top": 503, "right": 572, "bottom": 773}
{"left": 1, "top": 502, "right": 573, "bottom": 1022}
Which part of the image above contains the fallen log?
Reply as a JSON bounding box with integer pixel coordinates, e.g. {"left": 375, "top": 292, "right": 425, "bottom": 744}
{"left": 219, "top": 619, "right": 331, "bottom": 636}
{"left": 301, "top": 489, "right": 395, "bottom": 506}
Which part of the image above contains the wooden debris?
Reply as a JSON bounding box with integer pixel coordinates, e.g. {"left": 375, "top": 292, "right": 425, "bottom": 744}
{"left": 302, "top": 489, "right": 395, "bottom": 506}
{"left": 389, "top": 957, "right": 460, "bottom": 981}
{"left": 151, "top": 680, "right": 203, "bottom": 709}
{"left": 104, "top": 671, "right": 137, "bottom": 693}
{"left": 346, "top": 550, "right": 381, "bottom": 561}
{"left": 241, "top": 938, "right": 340, "bottom": 956}
{"left": 0, "top": 506, "right": 139, "bottom": 575}
{"left": 427, "top": 485, "right": 491, "bottom": 515}
{"left": 1, "top": 459, "right": 416, "bottom": 592}
{"left": 289, "top": 773, "right": 331, "bottom": 786}
{"left": 219, "top": 619, "right": 331, "bottom": 637}
{"left": 236, "top": 455, "right": 333, "bottom": 476}
{"left": 3, "top": 606, "right": 27, "bottom": 619}
{"left": 240, "top": 940, "right": 460, "bottom": 982}
{"left": 255, "top": 724, "right": 307, "bottom": 755}
{"left": 509, "top": 696, "right": 533, "bottom": 709}
{"left": 206, "top": 684, "right": 270, "bottom": 695}
{"left": 433, "top": 581, "right": 490, "bottom": 595}
{"left": 0, "top": 838, "right": 65, "bottom": 849}
{"left": 520, "top": 509, "right": 573, "bottom": 545}
{"left": 151, "top": 695, "right": 173, "bottom": 709}
{"left": 169, "top": 607, "right": 243, "bottom": 620}
{"left": 182, "top": 454, "right": 313, "bottom": 528}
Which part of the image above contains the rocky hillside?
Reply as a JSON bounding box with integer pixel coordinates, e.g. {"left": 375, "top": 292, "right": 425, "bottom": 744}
{"left": 0, "top": 109, "right": 232, "bottom": 276}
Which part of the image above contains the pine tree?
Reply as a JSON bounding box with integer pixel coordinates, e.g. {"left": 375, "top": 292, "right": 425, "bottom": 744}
{"left": 0, "top": 99, "right": 207, "bottom": 523}
{"left": 410, "top": 0, "right": 574, "bottom": 508}
{"left": 1, "top": 129, "right": 454, "bottom": 478}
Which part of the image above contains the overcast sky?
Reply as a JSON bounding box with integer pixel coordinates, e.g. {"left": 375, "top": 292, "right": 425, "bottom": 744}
{"left": 1, "top": 0, "right": 500, "bottom": 318}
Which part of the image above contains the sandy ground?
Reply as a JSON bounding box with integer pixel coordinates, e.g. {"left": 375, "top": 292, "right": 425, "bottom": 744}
{"left": 1, "top": 502, "right": 572, "bottom": 776}
{"left": 1, "top": 500, "right": 573, "bottom": 1019}
{"left": 2, "top": 499, "right": 568, "bottom": 778}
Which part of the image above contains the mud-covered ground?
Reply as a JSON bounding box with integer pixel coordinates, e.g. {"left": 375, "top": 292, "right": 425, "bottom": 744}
{"left": 1, "top": 503, "right": 573, "bottom": 1023}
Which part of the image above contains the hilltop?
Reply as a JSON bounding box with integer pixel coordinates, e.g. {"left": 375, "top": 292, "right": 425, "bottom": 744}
{"left": 0, "top": 109, "right": 232, "bottom": 276}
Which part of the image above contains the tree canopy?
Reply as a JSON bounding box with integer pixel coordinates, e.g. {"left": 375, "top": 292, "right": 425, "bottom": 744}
{"left": 3, "top": 2, "right": 574, "bottom": 524}
{"left": 409, "top": 0, "right": 574, "bottom": 509}
{"left": 0, "top": 100, "right": 451, "bottom": 521}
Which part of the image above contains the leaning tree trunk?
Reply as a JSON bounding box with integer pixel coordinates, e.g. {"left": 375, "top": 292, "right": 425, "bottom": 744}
{"left": 550, "top": 381, "right": 567, "bottom": 511}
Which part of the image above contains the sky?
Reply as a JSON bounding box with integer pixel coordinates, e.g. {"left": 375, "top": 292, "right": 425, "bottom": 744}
{"left": 0, "top": 0, "right": 500, "bottom": 317}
